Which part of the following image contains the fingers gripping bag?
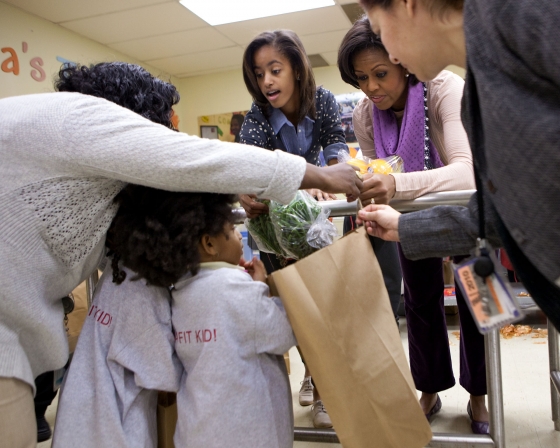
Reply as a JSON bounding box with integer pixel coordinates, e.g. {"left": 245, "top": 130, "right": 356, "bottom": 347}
{"left": 337, "top": 149, "right": 404, "bottom": 174}
{"left": 244, "top": 200, "right": 288, "bottom": 257}
{"left": 269, "top": 191, "right": 337, "bottom": 260}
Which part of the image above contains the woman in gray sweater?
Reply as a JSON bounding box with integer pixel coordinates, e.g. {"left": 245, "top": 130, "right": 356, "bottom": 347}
{"left": 0, "top": 61, "right": 362, "bottom": 446}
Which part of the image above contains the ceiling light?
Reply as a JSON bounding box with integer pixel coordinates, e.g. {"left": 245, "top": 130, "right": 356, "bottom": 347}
{"left": 179, "top": 0, "right": 335, "bottom": 26}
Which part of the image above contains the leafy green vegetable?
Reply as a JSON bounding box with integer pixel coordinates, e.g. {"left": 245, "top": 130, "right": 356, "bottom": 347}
{"left": 270, "top": 191, "right": 322, "bottom": 260}
{"left": 245, "top": 201, "right": 287, "bottom": 257}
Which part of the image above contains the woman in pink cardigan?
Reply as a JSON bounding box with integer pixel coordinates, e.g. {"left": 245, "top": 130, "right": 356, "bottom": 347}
{"left": 337, "top": 17, "right": 489, "bottom": 434}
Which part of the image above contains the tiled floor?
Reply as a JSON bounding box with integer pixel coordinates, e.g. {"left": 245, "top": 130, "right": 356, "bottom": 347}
{"left": 40, "top": 308, "right": 560, "bottom": 447}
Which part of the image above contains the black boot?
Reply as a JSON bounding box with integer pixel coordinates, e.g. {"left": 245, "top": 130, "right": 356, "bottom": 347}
{"left": 37, "top": 414, "right": 52, "bottom": 442}
{"left": 35, "top": 370, "right": 57, "bottom": 443}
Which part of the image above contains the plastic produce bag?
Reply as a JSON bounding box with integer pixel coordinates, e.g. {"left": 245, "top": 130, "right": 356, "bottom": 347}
{"left": 337, "top": 149, "right": 404, "bottom": 174}
{"left": 307, "top": 208, "right": 338, "bottom": 250}
{"left": 244, "top": 201, "right": 287, "bottom": 257}
{"left": 270, "top": 191, "right": 335, "bottom": 260}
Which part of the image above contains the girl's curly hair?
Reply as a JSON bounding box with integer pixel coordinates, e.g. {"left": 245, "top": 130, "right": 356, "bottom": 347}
{"left": 54, "top": 62, "right": 180, "bottom": 130}
{"left": 106, "top": 185, "right": 237, "bottom": 287}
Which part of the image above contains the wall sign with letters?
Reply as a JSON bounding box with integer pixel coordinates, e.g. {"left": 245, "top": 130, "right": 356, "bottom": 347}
{"left": 0, "top": 41, "right": 74, "bottom": 83}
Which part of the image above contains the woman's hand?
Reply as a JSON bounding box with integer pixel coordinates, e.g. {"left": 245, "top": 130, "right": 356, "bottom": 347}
{"left": 300, "top": 163, "right": 363, "bottom": 202}
{"left": 356, "top": 204, "right": 401, "bottom": 241}
{"left": 239, "top": 194, "right": 268, "bottom": 219}
{"left": 359, "top": 173, "right": 396, "bottom": 205}
{"left": 305, "top": 189, "right": 338, "bottom": 201}
{"left": 240, "top": 257, "right": 267, "bottom": 283}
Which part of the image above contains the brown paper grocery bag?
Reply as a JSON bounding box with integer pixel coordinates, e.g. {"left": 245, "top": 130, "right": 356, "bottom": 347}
{"left": 269, "top": 227, "right": 432, "bottom": 448}
{"left": 443, "top": 259, "right": 455, "bottom": 286}
{"left": 157, "top": 392, "right": 177, "bottom": 448}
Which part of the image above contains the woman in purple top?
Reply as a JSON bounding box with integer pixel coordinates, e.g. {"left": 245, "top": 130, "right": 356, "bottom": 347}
{"left": 338, "top": 17, "right": 488, "bottom": 433}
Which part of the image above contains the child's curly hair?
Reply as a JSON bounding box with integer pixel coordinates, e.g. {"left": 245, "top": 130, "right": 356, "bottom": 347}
{"left": 106, "top": 185, "right": 237, "bottom": 287}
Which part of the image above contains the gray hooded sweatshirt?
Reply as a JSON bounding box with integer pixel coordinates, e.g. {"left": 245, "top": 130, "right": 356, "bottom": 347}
{"left": 172, "top": 263, "right": 296, "bottom": 448}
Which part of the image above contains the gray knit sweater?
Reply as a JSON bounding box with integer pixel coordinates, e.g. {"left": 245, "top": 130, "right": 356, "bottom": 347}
{"left": 0, "top": 92, "right": 306, "bottom": 388}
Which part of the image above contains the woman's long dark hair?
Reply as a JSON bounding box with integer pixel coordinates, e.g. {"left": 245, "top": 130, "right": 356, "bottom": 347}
{"left": 55, "top": 62, "right": 180, "bottom": 130}
{"left": 242, "top": 30, "right": 316, "bottom": 123}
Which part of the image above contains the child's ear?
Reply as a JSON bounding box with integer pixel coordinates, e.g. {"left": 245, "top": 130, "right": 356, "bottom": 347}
{"left": 200, "top": 234, "right": 218, "bottom": 257}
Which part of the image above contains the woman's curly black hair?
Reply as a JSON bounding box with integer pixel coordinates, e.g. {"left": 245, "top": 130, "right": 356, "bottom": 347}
{"left": 106, "top": 185, "right": 237, "bottom": 287}
{"left": 54, "top": 62, "right": 180, "bottom": 130}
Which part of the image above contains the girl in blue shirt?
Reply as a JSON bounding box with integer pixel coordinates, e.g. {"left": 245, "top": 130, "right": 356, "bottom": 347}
{"left": 238, "top": 29, "right": 346, "bottom": 429}
{"left": 238, "top": 30, "right": 404, "bottom": 430}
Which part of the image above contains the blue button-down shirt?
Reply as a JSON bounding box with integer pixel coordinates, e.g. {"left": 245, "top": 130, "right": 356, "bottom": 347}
{"left": 269, "top": 108, "right": 315, "bottom": 158}
{"left": 239, "top": 87, "right": 348, "bottom": 167}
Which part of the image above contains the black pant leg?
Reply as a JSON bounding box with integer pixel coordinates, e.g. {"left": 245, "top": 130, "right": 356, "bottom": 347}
{"left": 34, "top": 371, "right": 57, "bottom": 418}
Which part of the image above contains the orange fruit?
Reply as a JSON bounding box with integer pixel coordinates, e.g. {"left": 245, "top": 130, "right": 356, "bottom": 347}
{"left": 369, "top": 159, "right": 393, "bottom": 174}
{"left": 346, "top": 158, "right": 370, "bottom": 174}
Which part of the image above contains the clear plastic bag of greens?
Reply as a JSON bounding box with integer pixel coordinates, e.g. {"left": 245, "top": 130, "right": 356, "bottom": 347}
{"left": 244, "top": 201, "right": 287, "bottom": 257}
{"left": 269, "top": 191, "right": 334, "bottom": 260}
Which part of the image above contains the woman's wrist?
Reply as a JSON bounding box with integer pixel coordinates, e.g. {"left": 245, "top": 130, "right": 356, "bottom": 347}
{"left": 388, "top": 174, "right": 397, "bottom": 199}
{"left": 300, "top": 164, "right": 327, "bottom": 191}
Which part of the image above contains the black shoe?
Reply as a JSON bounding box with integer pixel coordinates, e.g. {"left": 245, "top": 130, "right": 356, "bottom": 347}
{"left": 37, "top": 415, "right": 52, "bottom": 442}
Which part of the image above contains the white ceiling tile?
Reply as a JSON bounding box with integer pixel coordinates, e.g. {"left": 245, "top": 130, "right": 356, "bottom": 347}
{"left": 215, "top": 6, "right": 351, "bottom": 46}
{"left": 108, "top": 28, "right": 237, "bottom": 61}
{"left": 300, "top": 30, "right": 349, "bottom": 56}
{"left": 60, "top": 3, "right": 207, "bottom": 44}
{"left": 148, "top": 46, "right": 245, "bottom": 75}
{"left": 320, "top": 51, "right": 340, "bottom": 66}
{"left": 2, "top": 0, "right": 172, "bottom": 23}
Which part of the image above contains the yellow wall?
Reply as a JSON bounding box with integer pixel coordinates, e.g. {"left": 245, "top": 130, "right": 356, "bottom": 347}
{"left": 177, "top": 65, "right": 364, "bottom": 136}
{"left": 177, "top": 64, "right": 465, "bottom": 136}
{"left": 176, "top": 69, "right": 251, "bottom": 136}
{"left": 0, "top": 2, "right": 181, "bottom": 124}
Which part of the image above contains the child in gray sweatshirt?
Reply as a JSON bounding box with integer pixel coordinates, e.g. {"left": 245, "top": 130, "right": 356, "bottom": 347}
{"left": 171, "top": 239, "right": 297, "bottom": 448}
{"left": 53, "top": 185, "right": 193, "bottom": 447}
{"left": 168, "top": 193, "right": 296, "bottom": 448}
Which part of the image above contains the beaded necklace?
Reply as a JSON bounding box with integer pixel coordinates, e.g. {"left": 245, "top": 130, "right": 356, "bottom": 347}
{"left": 422, "top": 82, "right": 433, "bottom": 171}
